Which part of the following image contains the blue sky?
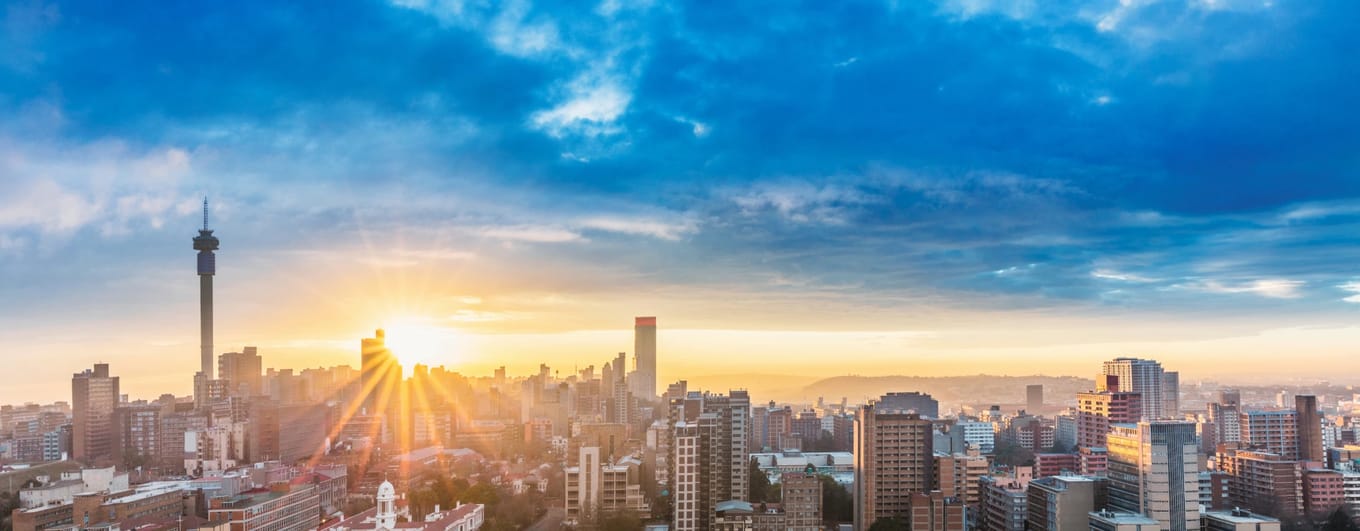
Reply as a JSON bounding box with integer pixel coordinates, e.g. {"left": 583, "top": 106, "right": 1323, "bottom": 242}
{"left": 2, "top": 0, "right": 1360, "bottom": 401}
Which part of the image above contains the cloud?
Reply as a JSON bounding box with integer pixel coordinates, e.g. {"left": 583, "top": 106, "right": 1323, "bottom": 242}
{"left": 577, "top": 216, "right": 697, "bottom": 240}
{"left": 1339, "top": 281, "right": 1360, "bottom": 303}
{"left": 1178, "top": 278, "right": 1306, "bottom": 299}
{"left": 478, "top": 224, "right": 584, "bottom": 243}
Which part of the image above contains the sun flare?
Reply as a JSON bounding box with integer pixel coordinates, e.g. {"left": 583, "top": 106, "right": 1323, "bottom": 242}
{"left": 380, "top": 318, "right": 463, "bottom": 372}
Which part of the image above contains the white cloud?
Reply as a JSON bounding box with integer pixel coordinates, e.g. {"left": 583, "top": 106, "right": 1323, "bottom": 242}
{"left": 1180, "top": 278, "right": 1305, "bottom": 299}
{"left": 577, "top": 215, "right": 697, "bottom": 240}
{"left": 1091, "top": 269, "right": 1158, "bottom": 283}
{"left": 732, "top": 182, "right": 873, "bottom": 224}
{"left": 479, "top": 224, "right": 583, "bottom": 243}
{"left": 1339, "top": 281, "right": 1360, "bottom": 303}
{"left": 531, "top": 76, "right": 632, "bottom": 137}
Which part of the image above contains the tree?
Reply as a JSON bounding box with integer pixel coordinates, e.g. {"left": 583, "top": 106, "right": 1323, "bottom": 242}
{"left": 601, "top": 511, "right": 643, "bottom": 531}
{"left": 867, "top": 517, "right": 910, "bottom": 531}
{"left": 460, "top": 482, "right": 500, "bottom": 506}
{"left": 1322, "top": 507, "right": 1360, "bottom": 531}
{"left": 749, "top": 458, "right": 771, "bottom": 502}
{"left": 818, "top": 474, "right": 852, "bottom": 527}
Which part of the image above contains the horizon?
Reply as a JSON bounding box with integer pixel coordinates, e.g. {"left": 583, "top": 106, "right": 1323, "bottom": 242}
{"left": 5, "top": 0, "right": 1360, "bottom": 405}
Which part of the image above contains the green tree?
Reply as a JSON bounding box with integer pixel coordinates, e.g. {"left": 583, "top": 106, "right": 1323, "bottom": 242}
{"left": 749, "top": 458, "right": 771, "bottom": 502}
{"left": 1322, "top": 507, "right": 1360, "bottom": 531}
{"left": 460, "top": 482, "right": 500, "bottom": 506}
{"left": 867, "top": 516, "right": 909, "bottom": 531}
{"left": 601, "top": 511, "right": 643, "bottom": 531}
{"left": 819, "top": 474, "right": 852, "bottom": 526}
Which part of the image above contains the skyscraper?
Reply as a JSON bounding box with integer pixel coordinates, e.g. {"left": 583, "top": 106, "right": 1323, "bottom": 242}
{"left": 1101, "top": 358, "right": 1166, "bottom": 420}
{"left": 1107, "top": 421, "right": 1200, "bottom": 531}
{"left": 72, "top": 363, "right": 120, "bottom": 463}
{"left": 219, "top": 347, "right": 263, "bottom": 397}
{"left": 1295, "top": 395, "right": 1324, "bottom": 463}
{"left": 1077, "top": 390, "right": 1142, "bottom": 448}
{"left": 854, "top": 403, "right": 935, "bottom": 530}
{"left": 633, "top": 316, "right": 657, "bottom": 399}
{"left": 360, "top": 329, "right": 401, "bottom": 416}
{"left": 193, "top": 198, "right": 220, "bottom": 381}
{"left": 1163, "top": 371, "right": 1181, "bottom": 419}
{"left": 667, "top": 390, "right": 750, "bottom": 530}
{"left": 1026, "top": 384, "right": 1044, "bottom": 413}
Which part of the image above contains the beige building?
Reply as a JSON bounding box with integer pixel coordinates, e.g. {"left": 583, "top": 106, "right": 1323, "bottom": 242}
{"left": 564, "top": 446, "right": 650, "bottom": 527}
{"left": 853, "top": 404, "right": 934, "bottom": 530}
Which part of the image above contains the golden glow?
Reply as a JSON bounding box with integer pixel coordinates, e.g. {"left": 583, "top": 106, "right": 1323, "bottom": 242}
{"left": 381, "top": 317, "right": 465, "bottom": 372}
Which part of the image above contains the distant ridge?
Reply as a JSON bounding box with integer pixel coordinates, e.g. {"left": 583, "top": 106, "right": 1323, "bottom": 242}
{"left": 797, "top": 374, "right": 1095, "bottom": 411}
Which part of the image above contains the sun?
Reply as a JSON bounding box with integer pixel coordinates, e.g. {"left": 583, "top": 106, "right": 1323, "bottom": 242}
{"left": 380, "top": 318, "right": 463, "bottom": 371}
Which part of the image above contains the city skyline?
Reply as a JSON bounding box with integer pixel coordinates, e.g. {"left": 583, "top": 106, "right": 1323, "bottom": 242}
{"left": 5, "top": 0, "right": 1360, "bottom": 404}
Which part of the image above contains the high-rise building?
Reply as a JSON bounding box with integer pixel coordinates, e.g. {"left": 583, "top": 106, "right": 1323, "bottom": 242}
{"left": 1026, "top": 475, "right": 1108, "bottom": 530}
{"left": 193, "top": 198, "right": 220, "bottom": 381}
{"left": 668, "top": 390, "right": 750, "bottom": 531}
{"left": 219, "top": 347, "right": 263, "bottom": 397}
{"left": 112, "top": 404, "right": 160, "bottom": 469}
{"left": 1163, "top": 371, "right": 1181, "bottom": 419}
{"left": 1026, "top": 385, "right": 1044, "bottom": 413}
{"left": 1240, "top": 409, "right": 1299, "bottom": 460}
{"left": 633, "top": 317, "right": 657, "bottom": 400}
{"left": 1077, "top": 390, "right": 1143, "bottom": 449}
{"left": 1100, "top": 358, "right": 1166, "bottom": 420}
{"left": 854, "top": 403, "right": 935, "bottom": 530}
{"left": 72, "top": 364, "right": 120, "bottom": 463}
{"left": 359, "top": 329, "right": 401, "bottom": 416}
{"left": 1107, "top": 421, "right": 1200, "bottom": 531}
{"left": 908, "top": 491, "right": 965, "bottom": 531}
{"left": 979, "top": 473, "right": 1030, "bottom": 531}
{"left": 1295, "top": 395, "right": 1324, "bottom": 464}
{"left": 1217, "top": 448, "right": 1303, "bottom": 518}
{"left": 875, "top": 392, "right": 940, "bottom": 418}
{"left": 781, "top": 472, "right": 823, "bottom": 531}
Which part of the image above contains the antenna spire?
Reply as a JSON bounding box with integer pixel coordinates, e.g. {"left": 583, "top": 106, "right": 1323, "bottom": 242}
{"left": 203, "top": 197, "right": 209, "bottom": 230}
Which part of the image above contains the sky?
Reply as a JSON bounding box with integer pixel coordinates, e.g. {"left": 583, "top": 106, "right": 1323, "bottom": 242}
{"left": 2, "top": 0, "right": 1360, "bottom": 403}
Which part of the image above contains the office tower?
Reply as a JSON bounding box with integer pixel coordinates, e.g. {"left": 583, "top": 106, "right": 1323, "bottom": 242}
{"left": 360, "top": 329, "right": 401, "bottom": 415}
{"left": 1027, "top": 384, "right": 1044, "bottom": 413}
{"left": 1206, "top": 402, "right": 1242, "bottom": 450}
{"left": 781, "top": 472, "right": 823, "bottom": 531}
{"left": 1295, "top": 395, "right": 1324, "bottom": 463}
{"left": 1101, "top": 358, "right": 1166, "bottom": 420}
{"left": 1078, "top": 390, "right": 1143, "bottom": 448}
{"left": 908, "top": 491, "right": 965, "bottom": 531}
{"left": 633, "top": 316, "right": 657, "bottom": 399}
{"left": 1219, "top": 389, "right": 1242, "bottom": 408}
{"left": 1240, "top": 409, "right": 1299, "bottom": 460}
{"left": 667, "top": 390, "right": 750, "bottom": 530}
{"left": 1088, "top": 510, "right": 1161, "bottom": 530}
{"left": 1163, "top": 371, "right": 1181, "bottom": 419}
{"left": 72, "top": 363, "right": 120, "bottom": 463}
{"left": 1217, "top": 448, "right": 1303, "bottom": 518}
{"left": 218, "top": 347, "right": 263, "bottom": 397}
{"left": 193, "top": 198, "right": 220, "bottom": 380}
{"left": 980, "top": 473, "right": 1030, "bottom": 531}
{"left": 875, "top": 391, "right": 940, "bottom": 418}
{"left": 1200, "top": 509, "right": 1283, "bottom": 530}
{"left": 935, "top": 452, "right": 989, "bottom": 509}
{"left": 159, "top": 407, "right": 208, "bottom": 474}
{"left": 1107, "top": 421, "right": 1200, "bottom": 531}
{"left": 1026, "top": 475, "right": 1108, "bottom": 530}
{"left": 112, "top": 404, "right": 161, "bottom": 468}
{"left": 854, "top": 403, "right": 935, "bottom": 530}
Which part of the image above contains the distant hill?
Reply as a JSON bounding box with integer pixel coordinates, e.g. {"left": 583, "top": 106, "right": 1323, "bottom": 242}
{"left": 792, "top": 374, "right": 1095, "bottom": 413}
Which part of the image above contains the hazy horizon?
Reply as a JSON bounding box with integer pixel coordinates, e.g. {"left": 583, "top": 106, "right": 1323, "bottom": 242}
{"left": 5, "top": 0, "right": 1360, "bottom": 405}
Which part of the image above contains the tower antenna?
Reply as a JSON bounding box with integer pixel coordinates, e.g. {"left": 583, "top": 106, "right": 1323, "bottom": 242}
{"left": 203, "top": 197, "right": 209, "bottom": 230}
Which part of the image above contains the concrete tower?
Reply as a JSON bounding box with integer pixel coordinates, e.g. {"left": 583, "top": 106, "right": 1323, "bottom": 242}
{"left": 633, "top": 316, "right": 656, "bottom": 399}
{"left": 193, "top": 198, "right": 219, "bottom": 380}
